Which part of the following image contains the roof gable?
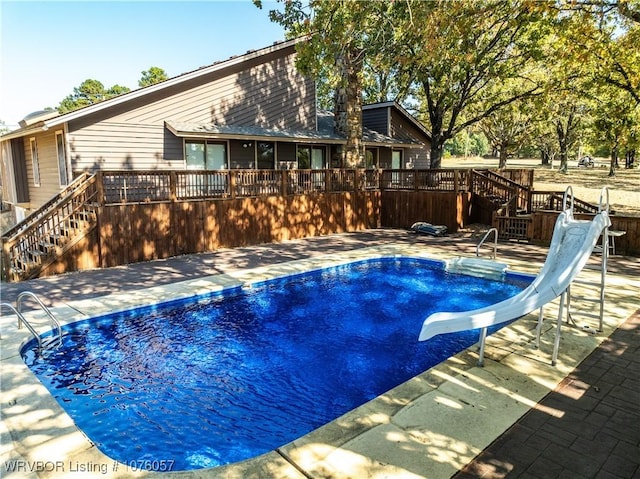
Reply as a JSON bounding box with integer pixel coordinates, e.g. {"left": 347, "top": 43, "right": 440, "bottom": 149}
{"left": 2, "top": 38, "right": 303, "bottom": 140}
{"left": 362, "top": 101, "right": 431, "bottom": 141}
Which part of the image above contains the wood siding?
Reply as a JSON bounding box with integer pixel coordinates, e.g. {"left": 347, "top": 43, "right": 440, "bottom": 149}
{"left": 381, "top": 190, "right": 472, "bottom": 232}
{"left": 363, "top": 105, "right": 431, "bottom": 169}
{"left": 362, "top": 107, "right": 389, "bottom": 135}
{"left": 531, "top": 211, "right": 640, "bottom": 256}
{"left": 95, "top": 192, "right": 380, "bottom": 268}
{"left": 68, "top": 122, "right": 184, "bottom": 171}
{"left": 23, "top": 131, "right": 66, "bottom": 207}
{"left": 390, "top": 109, "right": 430, "bottom": 168}
{"left": 66, "top": 47, "right": 315, "bottom": 173}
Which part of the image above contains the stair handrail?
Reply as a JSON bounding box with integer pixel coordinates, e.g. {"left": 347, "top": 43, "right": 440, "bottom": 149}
{"left": 2, "top": 175, "right": 99, "bottom": 280}
{"left": 471, "top": 170, "right": 518, "bottom": 216}
{"left": 481, "top": 170, "right": 531, "bottom": 213}
{"left": 476, "top": 227, "right": 498, "bottom": 259}
{"left": 16, "top": 291, "right": 62, "bottom": 350}
{"left": 1, "top": 172, "right": 93, "bottom": 239}
{"left": 530, "top": 191, "right": 600, "bottom": 214}
{"left": 562, "top": 185, "right": 575, "bottom": 213}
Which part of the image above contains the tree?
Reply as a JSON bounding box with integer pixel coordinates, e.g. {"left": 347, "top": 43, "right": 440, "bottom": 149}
{"left": 139, "top": 67, "right": 169, "bottom": 88}
{"left": 59, "top": 79, "right": 131, "bottom": 113}
{"left": 390, "top": 0, "right": 552, "bottom": 168}
{"left": 0, "top": 119, "right": 9, "bottom": 134}
{"left": 256, "top": 0, "right": 396, "bottom": 167}
{"left": 479, "top": 95, "right": 534, "bottom": 169}
{"left": 444, "top": 129, "right": 489, "bottom": 157}
{"left": 590, "top": 84, "right": 639, "bottom": 175}
{"left": 562, "top": 0, "right": 640, "bottom": 104}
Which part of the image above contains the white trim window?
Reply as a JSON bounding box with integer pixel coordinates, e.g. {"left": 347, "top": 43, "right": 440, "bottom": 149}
{"left": 55, "top": 131, "right": 69, "bottom": 186}
{"left": 30, "top": 138, "right": 41, "bottom": 186}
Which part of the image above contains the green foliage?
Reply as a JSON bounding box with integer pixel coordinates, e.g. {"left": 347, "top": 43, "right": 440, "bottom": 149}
{"left": 139, "top": 67, "right": 169, "bottom": 88}
{"left": 58, "top": 79, "right": 131, "bottom": 114}
{"left": 389, "top": 0, "right": 554, "bottom": 167}
{"left": 445, "top": 130, "right": 490, "bottom": 157}
{"left": 258, "top": 0, "right": 399, "bottom": 166}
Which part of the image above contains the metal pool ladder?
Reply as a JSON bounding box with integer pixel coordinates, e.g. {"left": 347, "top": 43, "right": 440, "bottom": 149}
{"left": 1, "top": 292, "right": 62, "bottom": 355}
{"left": 476, "top": 227, "right": 498, "bottom": 259}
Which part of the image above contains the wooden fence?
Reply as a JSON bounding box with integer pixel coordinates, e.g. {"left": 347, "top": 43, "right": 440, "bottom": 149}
{"left": 96, "top": 192, "right": 382, "bottom": 268}
{"left": 529, "top": 211, "right": 640, "bottom": 255}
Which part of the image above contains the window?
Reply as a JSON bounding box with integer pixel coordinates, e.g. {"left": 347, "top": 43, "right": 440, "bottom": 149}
{"left": 311, "top": 147, "right": 324, "bottom": 169}
{"left": 257, "top": 142, "right": 274, "bottom": 169}
{"left": 297, "top": 147, "right": 310, "bottom": 169}
{"left": 365, "top": 148, "right": 379, "bottom": 169}
{"left": 185, "top": 140, "right": 205, "bottom": 169}
{"left": 297, "top": 146, "right": 325, "bottom": 169}
{"left": 55, "top": 131, "right": 68, "bottom": 186}
{"left": 392, "top": 150, "right": 402, "bottom": 169}
{"left": 30, "top": 138, "right": 40, "bottom": 186}
{"left": 185, "top": 140, "right": 227, "bottom": 170}
{"left": 206, "top": 143, "right": 226, "bottom": 170}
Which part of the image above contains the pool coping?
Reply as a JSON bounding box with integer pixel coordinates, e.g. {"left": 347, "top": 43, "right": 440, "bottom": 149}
{"left": 2, "top": 243, "right": 638, "bottom": 479}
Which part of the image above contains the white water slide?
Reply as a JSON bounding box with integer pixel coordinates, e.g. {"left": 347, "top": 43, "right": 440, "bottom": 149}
{"left": 419, "top": 187, "right": 611, "bottom": 365}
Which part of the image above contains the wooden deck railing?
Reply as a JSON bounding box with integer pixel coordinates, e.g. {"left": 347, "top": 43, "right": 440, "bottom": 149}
{"left": 97, "top": 169, "right": 476, "bottom": 205}
{"left": 530, "top": 191, "right": 600, "bottom": 214}
{"left": 477, "top": 170, "right": 531, "bottom": 213}
{"left": 2, "top": 173, "right": 92, "bottom": 238}
{"left": 3, "top": 167, "right": 558, "bottom": 282}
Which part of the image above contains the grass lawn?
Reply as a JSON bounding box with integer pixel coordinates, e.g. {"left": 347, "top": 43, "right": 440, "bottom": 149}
{"left": 442, "top": 156, "right": 640, "bottom": 217}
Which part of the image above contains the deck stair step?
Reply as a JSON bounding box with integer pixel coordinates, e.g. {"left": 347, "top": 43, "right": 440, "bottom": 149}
{"left": 1, "top": 173, "right": 99, "bottom": 281}
{"left": 27, "top": 250, "right": 47, "bottom": 263}
{"left": 38, "top": 241, "right": 57, "bottom": 253}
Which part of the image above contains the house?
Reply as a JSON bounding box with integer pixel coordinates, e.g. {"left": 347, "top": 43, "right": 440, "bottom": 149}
{"left": 0, "top": 37, "right": 431, "bottom": 219}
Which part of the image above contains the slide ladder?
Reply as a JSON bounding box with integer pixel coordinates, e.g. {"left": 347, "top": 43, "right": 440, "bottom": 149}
{"left": 1, "top": 291, "right": 62, "bottom": 355}
{"left": 534, "top": 186, "right": 609, "bottom": 365}
{"left": 419, "top": 186, "right": 611, "bottom": 367}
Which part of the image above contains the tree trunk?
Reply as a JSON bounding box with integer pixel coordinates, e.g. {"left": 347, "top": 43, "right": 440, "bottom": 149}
{"left": 498, "top": 142, "right": 509, "bottom": 169}
{"left": 609, "top": 145, "right": 618, "bottom": 177}
{"left": 556, "top": 124, "right": 569, "bottom": 173}
{"left": 429, "top": 137, "right": 445, "bottom": 169}
{"left": 333, "top": 47, "right": 364, "bottom": 168}
{"left": 541, "top": 150, "right": 550, "bottom": 166}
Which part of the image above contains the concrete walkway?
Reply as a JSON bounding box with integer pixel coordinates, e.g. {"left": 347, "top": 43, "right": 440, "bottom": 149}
{"left": 1, "top": 229, "right": 638, "bottom": 478}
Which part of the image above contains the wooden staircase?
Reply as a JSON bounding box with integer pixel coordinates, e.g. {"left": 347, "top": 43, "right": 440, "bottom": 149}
{"left": 471, "top": 170, "right": 600, "bottom": 242}
{"left": 1, "top": 173, "right": 99, "bottom": 282}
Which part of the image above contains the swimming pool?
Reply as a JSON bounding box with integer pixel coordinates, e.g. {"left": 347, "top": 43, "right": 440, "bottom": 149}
{"left": 23, "top": 257, "right": 530, "bottom": 471}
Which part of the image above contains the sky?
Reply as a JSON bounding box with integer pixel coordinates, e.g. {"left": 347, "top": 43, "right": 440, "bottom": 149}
{"left": 0, "top": 0, "right": 286, "bottom": 129}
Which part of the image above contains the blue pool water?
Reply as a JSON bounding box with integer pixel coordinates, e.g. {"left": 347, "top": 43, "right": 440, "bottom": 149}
{"left": 23, "top": 257, "right": 530, "bottom": 471}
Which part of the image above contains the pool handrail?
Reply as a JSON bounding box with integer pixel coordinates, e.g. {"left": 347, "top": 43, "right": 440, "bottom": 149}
{"left": 3, "top": 291, "right": 64, "bottom": 354}
{"left": 476, "top": 227, "right": 498, "bottom": 259}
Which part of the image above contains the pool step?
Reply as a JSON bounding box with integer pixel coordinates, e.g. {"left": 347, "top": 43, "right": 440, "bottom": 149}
{"left": 446, "top": 257, "right": 509, "bottom": 281}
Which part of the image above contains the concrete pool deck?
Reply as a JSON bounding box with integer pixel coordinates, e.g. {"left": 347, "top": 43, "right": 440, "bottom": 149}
{"left": 1, "top": 229, "right": 639, "bottom": 478}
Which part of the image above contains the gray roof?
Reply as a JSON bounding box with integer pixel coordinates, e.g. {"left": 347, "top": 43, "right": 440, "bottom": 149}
{"left": 167, "top": 111, "right": 422, "bottom": 148}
